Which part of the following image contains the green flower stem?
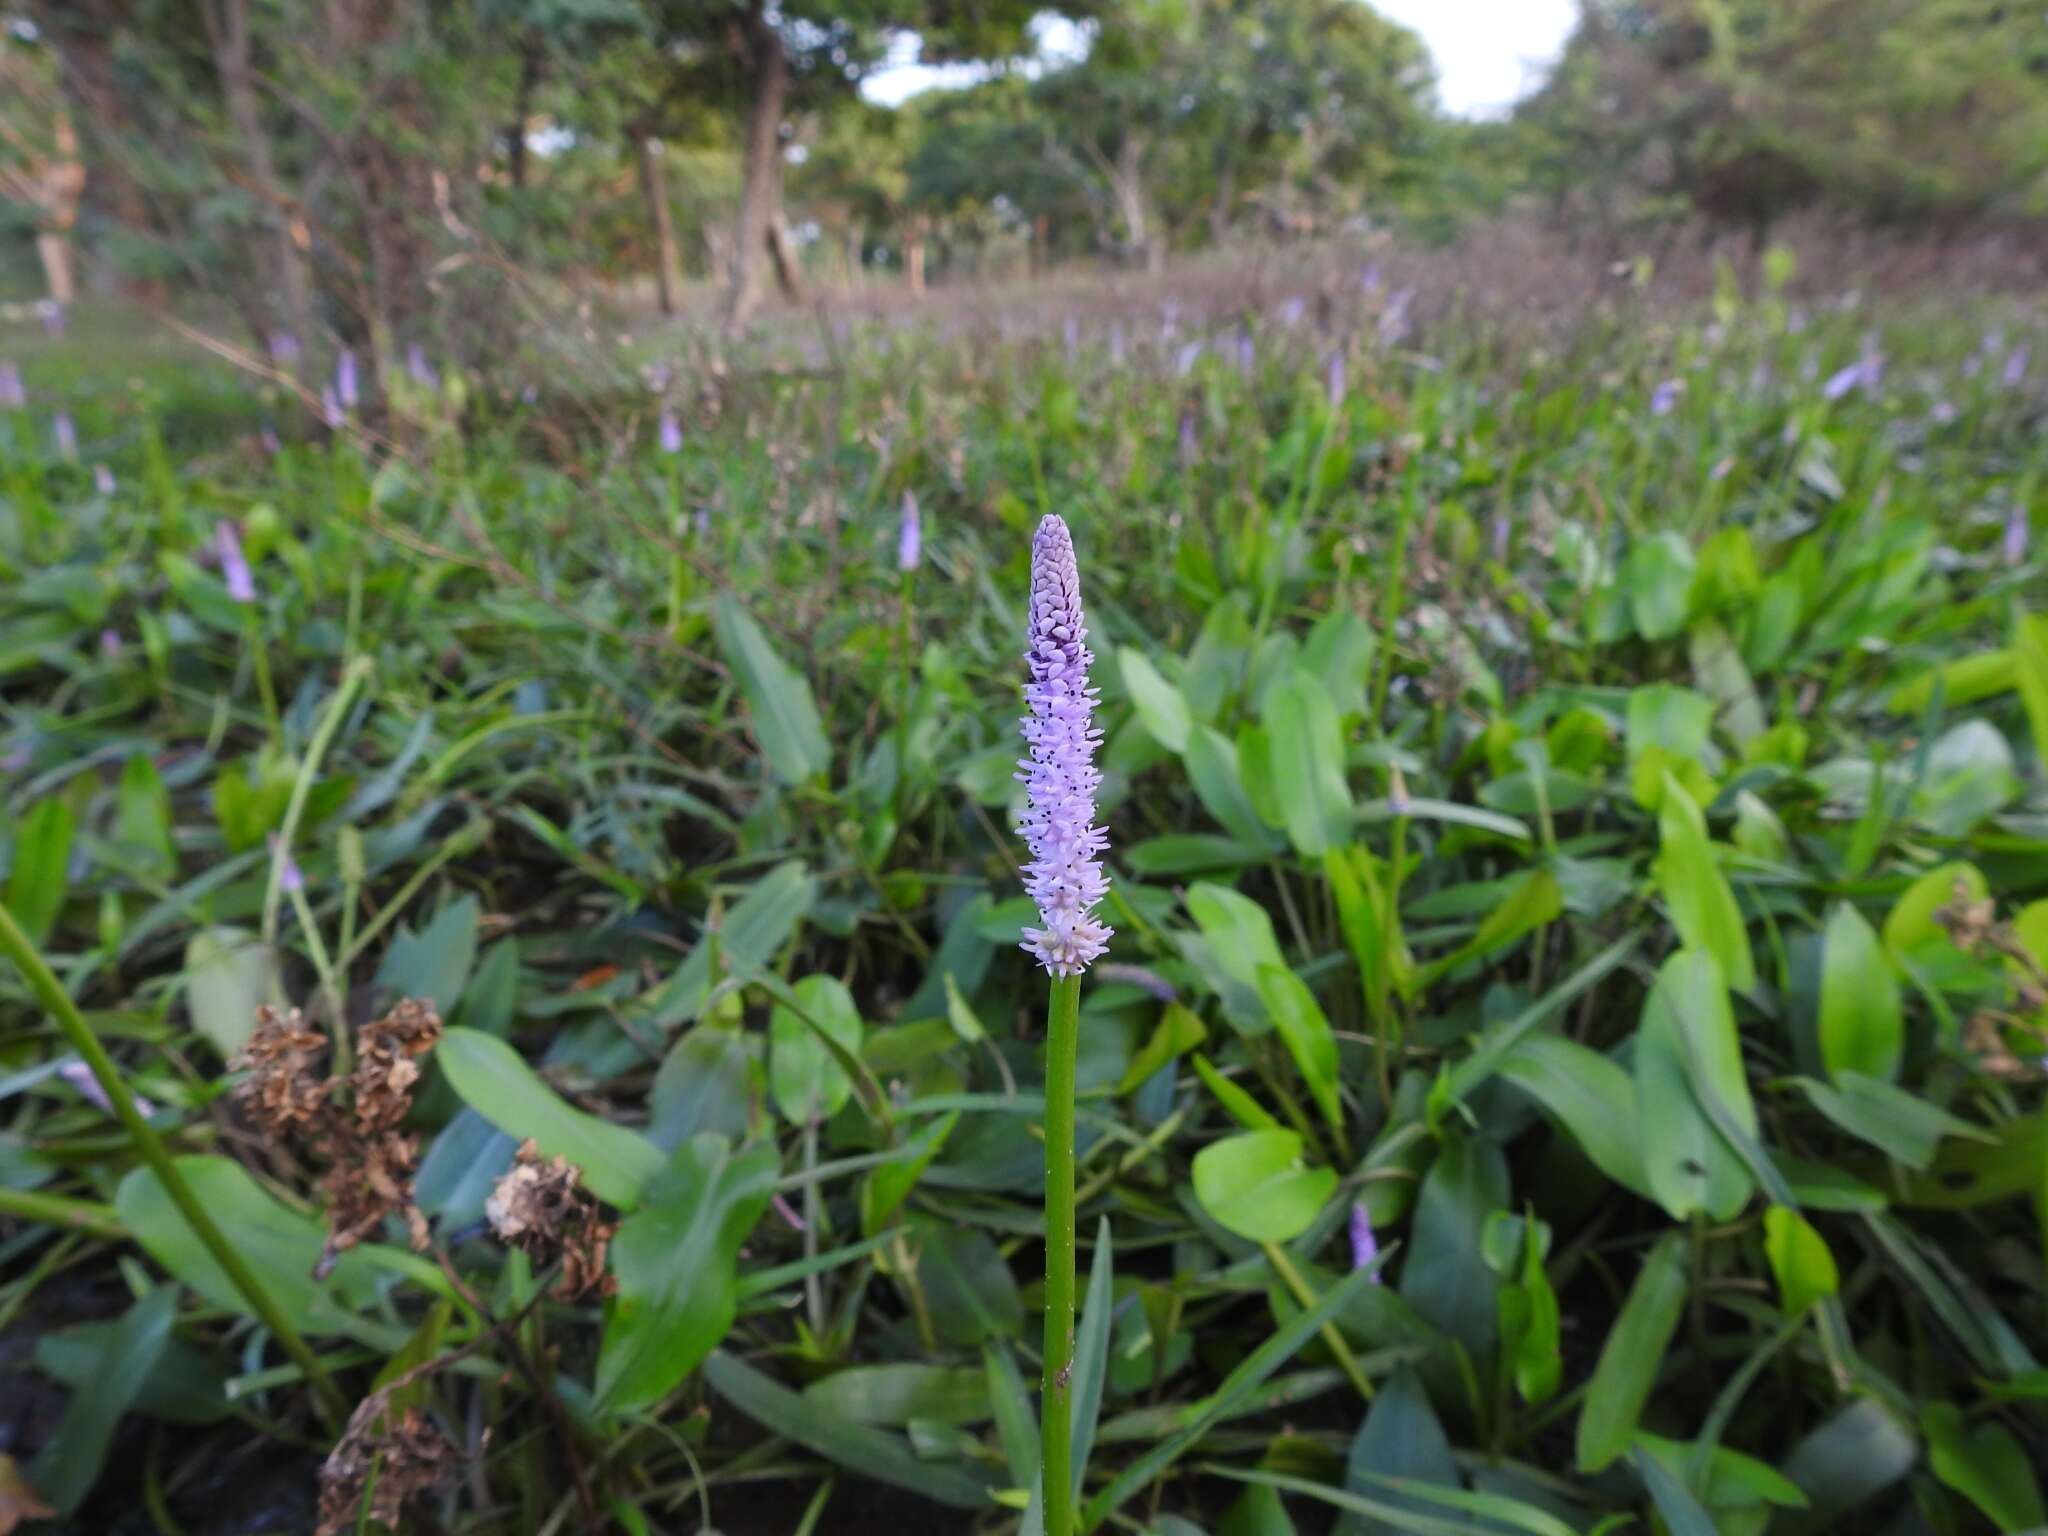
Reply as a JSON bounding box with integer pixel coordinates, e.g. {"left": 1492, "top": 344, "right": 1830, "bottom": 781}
{"left": 1041, "top": 971, "right": 1082, "bottom": 1536}
{"left": 261, "top": 654, "right": 375, "bottom": 947}
{"left": 0, "top": 897, "right": 350, "bottom": 1425}
{"left": 0, "top": 1184, "right": 123, "bottom": 1239}
{"left": 1263, "top": 1240, "right": 1375, "bottom": 1402}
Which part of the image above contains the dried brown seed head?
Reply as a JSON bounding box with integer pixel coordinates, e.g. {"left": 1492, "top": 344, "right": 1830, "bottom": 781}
{"left": 486, "top": 1139, "right": 616, "bottom": 1301}
{"left": 232, "top": 1005, "right": 332, "bottom": 1138}
{"left": 315, "top": 1404, "right": 459, "bottom": 1536}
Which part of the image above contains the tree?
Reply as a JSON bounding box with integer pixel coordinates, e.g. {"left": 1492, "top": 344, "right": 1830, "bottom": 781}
{"left": 0, "top": 24, "right": 86, "bottom": 304}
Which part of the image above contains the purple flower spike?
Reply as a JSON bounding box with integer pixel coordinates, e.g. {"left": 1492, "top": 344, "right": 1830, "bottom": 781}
{"left": 268, "top": 833, "right": 304, "bottom": 893}
{"left": 216, "top": 520, "right": 257, "bottom": 604}
{"left": 1178, "top": 410, "right": 1198, "bottom": 468}
{"left": 94, "top": 463, "right": 116, "bottom": 496}
{"left": 2004, "top": 345, "right": 2031, "bottom": 389}
{"left": 407, "top": 341, "right": 438, "bottom": 389}
{"left": 1175, "top": 338, "right": 1204, "bottom": 377}
{"left": 658, "top": 411, "right": 683, "bottom": 455}
{"left": 1326, "top": 350, "right": 1347, "bottom": 408}
{"left": 59, "top": 1059, "right": 156, "bottom": 1118}
{"left": 1821, "top": 360, "right": 1863, "bottom": 402}
{"left": 320, "top": 385, "right": 344, "bottom": 430}
{"left": 1017, "top": 514, "right": 1112, "bottom": 977}
{"left": 1349, "top": 1202, "right": 1380, "bottom": 1276}
{"left": 897, "top": 490, "right": 922, "bottom": 572}
{"left": 100, "top": 628, "right": 122, "bottom": 658}
{"left": 53, "top": 411, "right": 77, "bottom": 460}
{"left": 2003, "top": 505, "right": 2029, "bottom": 565}
{"left": 1649, "top": 378, "right": 1681, "bottom": 417}
{"left": 269, "top": 330, "right": 300, "bottom": 366}
{"left": 0, "top": 361, "right": 24, "bottom": 410}
{"left": 41, "top": 301, "right": 65, "bottom": 338}
{"left": 335, "top": 348, "right": 359, "bottom": 410}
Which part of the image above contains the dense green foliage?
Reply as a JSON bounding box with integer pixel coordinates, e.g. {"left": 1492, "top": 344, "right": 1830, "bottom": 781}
{"left": 2, "top": 267, "right": 2046, "bottom": 1532}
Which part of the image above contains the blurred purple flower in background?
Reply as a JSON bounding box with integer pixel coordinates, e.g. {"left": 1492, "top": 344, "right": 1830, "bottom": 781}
{"left": 52, "top": 411, "right": 77, "bottom": 460}
{"left": 1360, "top": 262, "right": 1383, "bottom": 292}
{"left": 335, "top": 348, "right": 359, "bottom": 410}
{"left": 0, "top": 361, "right": 22, "bottom": 410}
{"left": 1326, "top": 349, "right": 1346, "bottom": 408}
{"left": 321, "top": 385, "right": 344, "bottom": 429}
{"left": 897, "top": 490, "right": 922, "bottom": 572}
{"left": 1930, "top": 399, "right": 1958, "bottom": 425}
{"left": 1063, "top": 316, "right": 1079, "bottom": 357}
{"left": 1278, "top": 296, "right": 1306, "bottom": 327}
{"left": 1175, "top": 338, "right": 1204, "bottom": 376}
{"left": 94, "top": 463, "right": 116, "bottom": 495}
{"left": 269, "top": 331, "right": 300, "bottom": 367}
{"left": 1178, "top": 409, "right": 1198, "bottom": 467}
{"left": 260, "top": 423, "right": 282, "bottom": 455}
{"left": 1649, "top": 378, "right": 1681, "bottom": 417}
{"left": 1349, "top": 1203, "right": 1380, "bottom": 1275}
{"left": 1017, "top": 514, "right": 1112, "bottom": 977}
{"left": 1109, "top": 323, "right": 1126, "bottom": 364}
{"left": 2003, "top": 505, "right": 2029, "bottom": 565}
{"left": 1378, "top": 287, "right": 1414, "bottom": 346}
{"left": 694, "top": 506, "right": 712, "bottom": 539}
{"left": 2003, "top": 345, "right": 2031, "bottom": 389}
{"left": 216, "top": 520, "right": 257, "bottom": 603}
{"left": 1235, "top": 328, "right": 1255, "bottom": 377}
{"left": 407, "top": 342, "right": 438, "bottom": 389}
{"left": 1821, "top": 360, "right": 1864, "bottom": 401}
{"left": 59, "top": 1060, "right": 156, "bottom": 1118}
{"left": 1490, "top": 510, "right": 1511, "bottom": 562}
{"left": 658, "top": 411, "right": 683, "bottom": 454}
{"left": 41, "top": 301, "right": 65, "bottom": 338}
{"left": 268, "top": 833, "right": 305, "bottom": 893}
{"left": 100, "top": 628, "right": 122, "bottom": 658}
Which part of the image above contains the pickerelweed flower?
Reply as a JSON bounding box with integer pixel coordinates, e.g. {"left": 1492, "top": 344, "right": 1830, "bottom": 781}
{"left": 1017, "top": 514, "right": 1111, "bottom": 977}
{"left": 41, "top": 301, "right": 65, "bottom": 338}
{"left": 94, "top": 463, "right": 116, "bottom": 496}
{"left": 217, "top": 520, "right": 257, "bottom": 603}
{"left": 1348, "top": 1202, "right": 1380, "bottom": 1276}
{"left": 897, "top": 490, "right": 922, "bottom": 572}
{"left": 53, "top": 411, "right": 77, "bottom": 460}
{"left": 335, "top": 348, "right": 359, "bottom": 410}
{"left": 407, "top": 342, "right": 438, "bottom": 390}
{"left": 2004, "top": 344, "right": 2032, "bottom": 389}
{"left": 658, "top": 411, "right": 683, "bottom": 455}
{"left": 1649, "top": 378, "right": 1681, "bottom": 417}
{"left": 2003, "top": 505, "right": 2029, "bottom": 566}
{"left": 321, "top": 386, "right": 344, "bottom": 430}
{"left": 0, "top": 361, "right": 24, "bottom": 410}
{"left": 269, "top": 331, "right": 301, "bottom": 366}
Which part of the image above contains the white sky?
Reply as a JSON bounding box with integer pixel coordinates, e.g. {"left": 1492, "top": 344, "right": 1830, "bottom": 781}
{"left": 861, "top": 2, "right": 1580, "bottom": 118}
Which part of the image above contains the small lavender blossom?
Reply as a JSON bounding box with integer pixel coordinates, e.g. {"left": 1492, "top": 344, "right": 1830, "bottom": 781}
{"left": 41, "top": 301, "right": 65, "bottom": 338}
{"left": 1348, "top": 1202, "right": 1380, "bottom": 1276}
{"left": 94, "top": 463, "right": 116, "bottom": 495}
{"left": 407, "top": 341, "right": 438, "bottom": 390}
{"left": 1235, "top": 328, "right": 1255, "bottom": 377}
{"left": 260, "top": 424, "right": 282, "bottom": 456}
{"left": 59, "top": 1060, "right": 157, "bottom": 1118}
{"left": 1175, "top": 338, "right": 1205, "bottom": 377}
{"left": 268, "top": 832, "right": 304, "bottom": 893}
{"left": 100, "top": 628, "right": 122, "bottom": 658}
{"left": 658, "top": 411, "right": 683, "bottom": 454}
{"left": 520, "top": 383, "right": 539, "bottom": 405}
{"left": 1016, "top": 514, "right": 1111, "bottom": 977}
{"left": 1821, "top": 360, "right": 1864, "bottom": 402}
{"left": 1378, "top": 287, "right": 1414, "bottom": 347}
{"left": 1178, "top": 410, "right": 1198, "bottom": 468}
{"left": 268, "top": 330, "right": 300, "bottom": 366}
{"left": 1490, "top": 510, "right": 1511, "bottom": 562}
{"left": 1649, "top": 378, "right": 1681, "bottom": 417}
{"left": 1360, "top": 262, "right": 1383, "bottom": 292}
{"left": 1278, "top": 296, "right": 1306, "bottom": 327}
{"left": 216, "top": 520, "right": 257, "bottom": 603}
{"left": 52, "top": 411, "right": 77, "bottom": 460}
{"left": 1093, "top": 962, "right": 1177, "bottom": 1003}
{"left": 1930, "top": 399, "right": 1958, "bottom": 425}
{"left": 1109, "top": 324, "right": 1126, "bottom": 364}
{"left": 0, "top": 361, "right": 23, "bottom": 410}
{"left": 694, "top": 506, "right": 712, "bottom": 539}
{"left": 2003, "top": 506, "right": 2029, "bottom": 565}
{"left": 771, "top": 1192, "right": 808, "bottom": 1231}
{"left": 1063, "top": 316, "right": 1079, "bottom": 357}
{"left": 897, "top": 490, "right": 922, "bottom": 572}
{"left": 335, "top": 348, "right": 359, "bottom": 410}
{"left": 1326, "top": 350, "right": 1347, "bottom": 408}
{"left": 2003, "top": 345, "right": 2031, "bottom": 389}
{"left": 320, "top": 385, "right": 344, "bottom": 430}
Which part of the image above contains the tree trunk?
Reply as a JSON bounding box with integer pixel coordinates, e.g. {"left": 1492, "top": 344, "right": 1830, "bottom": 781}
{"left": 1031, "top": 211, "right": 1050, "bottom": 275}
{"left": 35, "top": 232, "right": 77, "bottom": 305}
{"left": 45, "top": 3, "right": 167, "bottom": 306}
{"left": 201, "top": 0, "right": 317, "bottom": 372}
{"left": 638, "top": 135, "right": 684, "bottom": 315}
{"left": 724, "top": 3, "right": 788, "bottom": 329}
{"left": 766, "top": 212, "right": 804, "bottom": 300}
{"left": 904, "top": 220, "right": 927, "bottom": 295}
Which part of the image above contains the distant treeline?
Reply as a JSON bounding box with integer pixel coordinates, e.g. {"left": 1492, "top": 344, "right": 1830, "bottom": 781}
{"left": 1, "top": 0, "right": 2043, "bottom": 360}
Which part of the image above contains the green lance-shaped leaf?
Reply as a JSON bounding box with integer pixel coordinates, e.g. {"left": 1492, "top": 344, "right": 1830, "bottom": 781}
{"left": 1192, "top": 1128, "right": 1337, "bottom": 1245}
{"left": 1817, "top": 902, "right": 1903, "bottom": 1083}
{"left": 1575, "top": 1231, "right": 1689, "bottom": 1473}
{"left": 713, "top": 593, "right": 831, "bottom": 783}
{"left": 1654, "top": 774, "right": 1755, "bottom": 992}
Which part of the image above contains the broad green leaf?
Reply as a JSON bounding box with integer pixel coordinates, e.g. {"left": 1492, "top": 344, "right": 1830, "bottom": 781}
{"left": 861, "top": 1111, "right": 957, "bottom": 1234}
{"left": 713, "top": 593, "right": 831, "bottom": 783}
{"left": 705, "top": 1351, "right": 992, "bottom": 1510}
{"left": 1818, "top": 903, "right": 1903, "bottom": 1082}
{"left": 8, "top": 797, "right": 74, "bottom": 946}
{"left": 917, "top": 1222, "right": 1024, "bottom": 1347}
{"left": 803, "top": 1363, "right": 991, "bottom": 1427}
{"left": 1185, "top": 726, "right": 1278, "bottom": 848}
{"left": 113, "top": 753, "right": 176, "bottom": 878}
{"left": 1796, "top": 1072, "right": 1990, "bottom": 1171}
{"left": 27, "top": 1286, "right": 174, "bottom": 1517}
{"left": 374, "top": 893, "right": 479, "bottom": 1017}
{"left": 1192, "top": 1128, "right": 1336, "bottom": 1244}
{"left": 1397, "top": 1131, "right": 1508, "bottom": 1364}
{"left": 1303, "top": 607, "right": 1377, "bottom": 718}
{"left": 1184, "top": 882, "right": 1288, "bottom": 1035}
{"left": 597, "top": 1133, "right": 777, "bottom": 1410}
{"left": 1630, "top": 1443, "right": 1717, "bottom": 1536}
{"left": 1335, "top": 1367, "right": 1460, "bottom": 1536}
{"left": 1575, "top": 1232, "right": 1688, "bottom": 1473}
{"left": 1117, "top": 1003, "right": 1207, "bottom": 1094}
{"left": 642, "top": 860, "right": 818, "bottom": 1027}
{"left": 1417, "top": 868, "right": 1561, "bottom": 986}
{"left": 1192, "top": 1053, "right": 1282, "bottom": 1132}
{"left": 770, "top": 974, "right": 863, "bottom": 1124}
{"left": 1654, "top": 775, "right": 1755, "bottom": 991}
{"left": 1780, "top": 1400, "right": 1919, "bottom": 1522}
{"left": 1922, "top": 1401, "right": 2047, "bottom": 1533}
{"left": 1262, "top": 670, "right": 1352, "bottom": 857}
{"left": 1885, "top": 649, "right": 2016, "bottom": 715}
{"left": 1626, "top": 530, "right": 1697, "bottom": 640}
{"left": 436, "top": 1027, "right": 664, "bottom": 1207}
{"left": 1913, "top": 720, "right": 2020, "bottom": 836}
{"left": 1498, "top": 1035, "right": 1652, "bottom": 1199}
{"left": 1635, "top": 950, "right": 1755, "bottom": 1220}
{"left": 1883, "top": 861, "right": 1987, "bottom": 958}
{"left": 649, "top": 1027, "right": 753, "bottom": 1149}
{"left": 182, "top": 925, "right": 280, "bottom": 1058}
{"left": 1120, "top": 646, "right": 1192, "bottom": 752}
{"left": 33, "top": 1319, "right": 230, "bottom": 1427}
{"left": 2011, "top": 607, "right": 2048, "bottom": 769}
{"left": 1254, "top": 965, "right": 1345, "bottom": 1151}
{"left": 1762, "top": 1206, "right": 1838, "bottom": 1314}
